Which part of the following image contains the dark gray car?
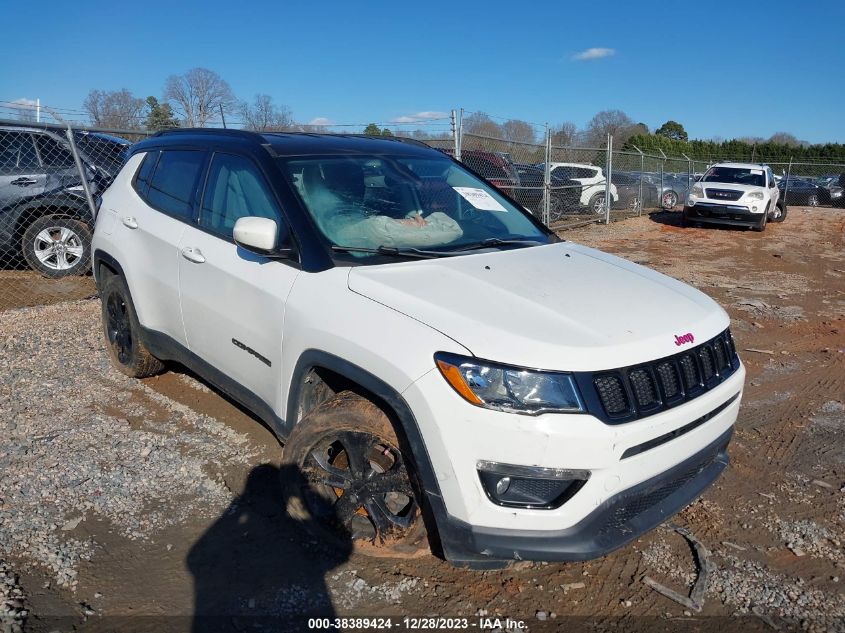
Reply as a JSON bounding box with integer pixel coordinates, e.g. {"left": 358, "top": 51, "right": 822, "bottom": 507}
{"left": 0, "top": 124, "right": 128, "bottom": 277}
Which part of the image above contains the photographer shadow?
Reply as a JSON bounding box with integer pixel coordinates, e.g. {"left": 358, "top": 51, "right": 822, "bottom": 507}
{"left": 188, "top": 463, "right": 352, "bottom": 632}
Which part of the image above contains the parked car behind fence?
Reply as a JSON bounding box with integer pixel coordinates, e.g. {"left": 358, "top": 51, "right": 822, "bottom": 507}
{"left": 0, "top": 122, "right": 130, "bottom": 277}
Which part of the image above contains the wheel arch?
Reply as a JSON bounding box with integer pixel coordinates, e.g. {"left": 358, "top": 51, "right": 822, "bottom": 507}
{"left": 286, "top": 349, "right": 449, "bottom": 554}
{"left": 13, "top": 200, "right": 91, "bottom": 242}
{"left": 92, "top": 248, "right": 126, "bottom": 287}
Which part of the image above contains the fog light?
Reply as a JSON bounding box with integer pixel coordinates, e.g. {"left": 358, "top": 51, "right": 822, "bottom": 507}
{"left": 495, "top": 477, "right": 511, "bottom": 495}
{"left": 752, "top": 205, "right": 758, "bottom": 212}
{"left": 477, "top": 461, "right": 590, "bottom": 509}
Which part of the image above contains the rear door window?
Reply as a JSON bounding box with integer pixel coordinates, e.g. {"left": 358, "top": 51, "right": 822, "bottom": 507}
{"left": 34, "top": 134, "right": 75, "bottom": 168}
{"left": 145, "top": 150, "right": 206, "bottom": 220}
{"left": 133, "top": 151, "right": 159, "bottom": 196}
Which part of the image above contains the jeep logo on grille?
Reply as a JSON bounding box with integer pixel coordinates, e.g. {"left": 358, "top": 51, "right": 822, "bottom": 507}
{"left": 674, "top": 333, "right": 695, "bottom": 346}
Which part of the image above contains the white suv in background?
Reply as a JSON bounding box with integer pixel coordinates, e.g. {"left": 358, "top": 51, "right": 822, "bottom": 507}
{"left": 542, "top": 162, "right": 619, "bottom": 214}
{"left": 92, "top": 130, "right": 745, "bottom": 568}
{"left": 684, "top": 162, "right": 785, "bottom": 231}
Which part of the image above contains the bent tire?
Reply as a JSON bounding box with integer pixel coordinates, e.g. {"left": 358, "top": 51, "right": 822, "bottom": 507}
{"left": 99, "top": 273, "right": 165, "bottom": 378}
{"left": 22, "top": 216, "right": 92, "bottom": 278}
{"left": 771, "top": 200, "right": 787, "bottom": 223}
{"left": 282, "top": 391, "right": 429, "bottom": 558}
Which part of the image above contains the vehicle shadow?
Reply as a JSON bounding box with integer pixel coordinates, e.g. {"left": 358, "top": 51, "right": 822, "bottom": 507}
{"left": 187, "top": 463, "right": 352, "bottom": 632}
{"left": 647, "top": 210, "right": 750, "bottom": 232}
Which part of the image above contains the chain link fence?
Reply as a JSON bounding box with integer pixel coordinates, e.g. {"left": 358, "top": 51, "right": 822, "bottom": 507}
{"left": 0, "top": 117, "right": 148, "bottom": 311}
{"left": 2, "top": 105, "right": 844, "bottom": 313}
{"left": 440, "top": 109, "right": 845, "bottom": 231}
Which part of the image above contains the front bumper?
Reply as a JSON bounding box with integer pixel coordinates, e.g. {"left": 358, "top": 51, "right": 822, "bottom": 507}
{"left": 437, "top": 426, "right": 731, "bottom": 566}
{"left": 684, "top": 202, "right": 763, "bottom": 227}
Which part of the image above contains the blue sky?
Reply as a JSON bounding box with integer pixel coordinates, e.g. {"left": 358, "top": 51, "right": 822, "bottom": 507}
{"left": 2, "top": 0, "right": 843, "bottom": 143}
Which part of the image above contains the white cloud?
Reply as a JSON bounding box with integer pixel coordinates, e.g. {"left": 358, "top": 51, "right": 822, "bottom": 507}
{"left": 11, "top": 97, "right": 37, "bottom": 109}
{"left": 389, "top": 111, "right": 448, "bottom": 124}
{"left": 308, "top": 117, "right": 334, "bottom": 126}
{"left": 572, "top": 47, "right": 615, "bottom": 61}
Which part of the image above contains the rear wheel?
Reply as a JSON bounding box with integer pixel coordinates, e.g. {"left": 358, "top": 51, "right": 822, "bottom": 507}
{"left": 282, "top": 392, "right": 429, "bottom": 558}
{"left": 587, "top": 192, "right": 606, "bottom": 215}
{"left": 99, "top": 273, "right": 165, "bottom": 378}
{"left": 21, "top": 216, "right": 91, "bottom": 278}
{"left": 661, "top": 190, "right": 679, "bottom": 210}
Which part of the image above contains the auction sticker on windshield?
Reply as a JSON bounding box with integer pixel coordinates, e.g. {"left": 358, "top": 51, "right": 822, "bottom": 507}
{"left": 453, "top": 187, "right": 507, "bottom": 212}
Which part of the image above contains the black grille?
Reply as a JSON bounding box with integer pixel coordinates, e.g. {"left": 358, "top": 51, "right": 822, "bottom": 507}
{"left": 600, "top": 448, "right": 718, "bottom": 535}
{"left": 594, "top": 375, "right": 630, "bottom": 415}
{"left": 705, "top": 188, "right": 743, "bottom": 201}
{"left": 678, "top": 354, "right": 700, "bottom": 390}
{"left": 629, "top": 368, "right": 659, "bottom": 409}
{"left": 655, "top": 361, "right": 680, "bottom": 399}
{"left": 578, "top": 329, "right": 740, "bottom": 424}
{"left": 699, "top": 346, "right": 715, "bottom": 381}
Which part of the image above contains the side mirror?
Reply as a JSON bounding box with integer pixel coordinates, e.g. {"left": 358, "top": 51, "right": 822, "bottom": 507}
{"left": 233, "top": 216, "right": 293, "bottom": 258}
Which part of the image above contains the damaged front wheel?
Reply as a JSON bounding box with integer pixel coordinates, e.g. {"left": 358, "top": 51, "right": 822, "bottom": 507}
{"left": 282, "top": 391, "right": 429, "bottom": 558}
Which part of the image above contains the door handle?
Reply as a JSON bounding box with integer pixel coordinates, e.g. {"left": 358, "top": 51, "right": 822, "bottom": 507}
{"left": 11, "top": 177, "right": 37, "bottom": 187}
{"left": 121, "top": 216, "right": 138, "bottom": 229}
{"left": 180, "top": 246, "right": 206, "bottom": 264}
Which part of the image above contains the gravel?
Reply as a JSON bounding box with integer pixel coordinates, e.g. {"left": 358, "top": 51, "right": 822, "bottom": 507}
{"left": 0, "top": 560, "right": 26, "bottom": 633}
{"left": 0, "top": 300, "right": 258, "bottom": 590}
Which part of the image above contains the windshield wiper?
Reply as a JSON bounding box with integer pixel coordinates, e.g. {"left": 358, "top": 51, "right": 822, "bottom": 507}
{"left": 447, "top": 238, "right": 546, "bottom": 253}
{"left": 331, "top": 245, "right": 450, "bottom": 259}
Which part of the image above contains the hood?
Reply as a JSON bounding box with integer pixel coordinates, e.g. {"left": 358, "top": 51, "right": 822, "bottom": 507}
{"left": 347, "top": 242, "right": 729, "bottom": 371}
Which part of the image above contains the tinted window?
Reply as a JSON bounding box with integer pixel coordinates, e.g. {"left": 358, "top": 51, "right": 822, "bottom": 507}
{"left": 146, "top": 150, "right": 205, "bottom": 219}
{"left": 34, "top": 134, "right": 74, "bottom": 167}
{"left": 133, "top": 151, "right": 159, "bottom": 196}
{"left": 0, "top": 131, "right": 39, "bottom": 172}
{"left": 200, "top": 153, "right": 279, "bottom": 239}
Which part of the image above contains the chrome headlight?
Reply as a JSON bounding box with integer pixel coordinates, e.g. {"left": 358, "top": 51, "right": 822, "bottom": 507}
{"left": 434, "top": 352, "right": 584, "bottom": 415}
{"left": 691, "top": 185, "right": 704, "bottom": 197}
{"left": 746, "top": 191, "right": 764, "bottom": 200}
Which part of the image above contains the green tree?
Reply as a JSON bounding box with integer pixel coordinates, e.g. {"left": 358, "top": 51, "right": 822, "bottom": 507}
{"left": 144, "top": 97, "right": 180, "bottom": 131}
{"left": 655, "top": 120, "right": 688, "bottom": 142}
{"left": 381, "top": 127, "right": 394, "bottom": 137}
{"left": 363, "top": 123, "right": 381, "bottom": 135}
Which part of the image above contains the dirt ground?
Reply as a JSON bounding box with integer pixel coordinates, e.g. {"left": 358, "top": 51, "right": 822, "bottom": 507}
{"left": 2, "top": 206, "right": 844, "bottom": 632}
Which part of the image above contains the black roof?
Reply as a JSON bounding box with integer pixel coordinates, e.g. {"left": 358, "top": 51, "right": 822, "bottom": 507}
{"left": 141, "top": 128, "right": 440, "bottom": 158}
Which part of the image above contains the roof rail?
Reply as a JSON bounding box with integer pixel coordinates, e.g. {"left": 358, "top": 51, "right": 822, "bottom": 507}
{"left": 152, "top": 128, "right": 261, "bottom": 140}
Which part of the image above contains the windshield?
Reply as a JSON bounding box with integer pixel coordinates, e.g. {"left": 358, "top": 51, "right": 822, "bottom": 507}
{"left": 702, "top": 166, "right": 765, "bottom": 187}
{"left": 280, "top": 155, "right": 549, "bottom": 256}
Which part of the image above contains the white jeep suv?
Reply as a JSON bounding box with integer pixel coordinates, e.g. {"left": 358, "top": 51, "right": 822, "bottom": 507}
{"left": 684, "top": 162, "right": 785, "bottom": 231}
{"left": 542, "top": 162, "right": 619, "bottom": 214}
{"left": 93, "top": 130, "right": 745, "bottom": 567}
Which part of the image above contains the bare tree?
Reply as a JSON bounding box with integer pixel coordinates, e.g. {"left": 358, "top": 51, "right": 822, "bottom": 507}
{"left": 164, "top": 68, "right": 235, "bottom": 128}
{"left": 462, "top": 112, "right": 502, "bottom": 138}
{"left": 83, "top": 89, "right": 145, "bottom": 130}
{"left": 550, "top": 122, "right": 578, "bottom": 147}
{"left": 584, "top": 109, "right": 640, "bottom": 147}
{"left": 501, "top": 119, "right": 537, "bottom": 145}
{"left": 240, "top": 94, "right": 294, "bottom": 131}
